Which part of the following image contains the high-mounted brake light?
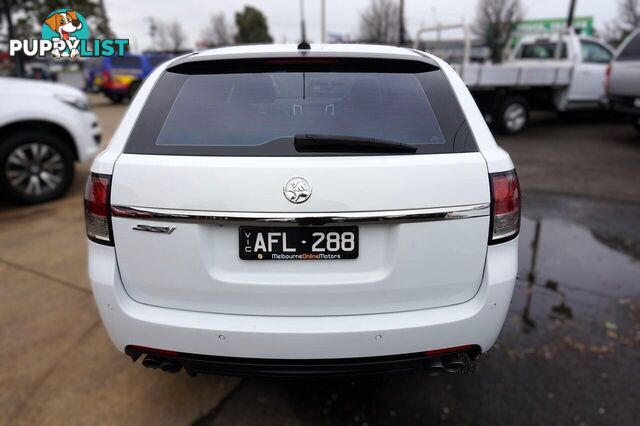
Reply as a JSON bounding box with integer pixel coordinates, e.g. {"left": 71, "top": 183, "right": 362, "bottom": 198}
{"left": 84, "top": 173, "right": 113, "bottom": 246}
{"left": 489, "top": 170, "right": 520, "bottom": 244}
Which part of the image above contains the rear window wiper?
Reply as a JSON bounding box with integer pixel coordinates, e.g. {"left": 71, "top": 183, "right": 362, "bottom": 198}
{"left": 294, "top": 134, "right": 417, "bottom": 153}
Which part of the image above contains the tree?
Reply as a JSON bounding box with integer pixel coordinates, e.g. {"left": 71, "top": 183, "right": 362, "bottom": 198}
{"left": 156, "top": 20, "right": 186, "bottom": 53}
{"left": 234, "top": 6, "right": 272, "bottom": 44}
{"left": 358, "top": 0, "right": 406, "bottom": 45}
{"left": 618, "top": 0, "right": 640, "bottom": 36}
{"left": 598, "top": 1, "right": 639, "bottom": 47}
{"left": 1, "top": 0, "right": 114, "bottom": 41}
{"left": 620, "top": 0, "right": 640, "bottom": 28}
{"left": 473, "top": 0, "right": 523, "bottom": 63}
{"left": 201, "top": 13, "right": 234, "bottom": 47}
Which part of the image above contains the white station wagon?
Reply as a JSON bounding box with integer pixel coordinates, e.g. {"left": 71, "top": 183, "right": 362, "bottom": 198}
{"left": 86, "top": 43, "right": 520, "bottom": 377}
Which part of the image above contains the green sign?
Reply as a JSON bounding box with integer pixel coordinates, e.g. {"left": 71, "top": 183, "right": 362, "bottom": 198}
{"left": 514, "top": 16, "right": 594, "bottom": 37}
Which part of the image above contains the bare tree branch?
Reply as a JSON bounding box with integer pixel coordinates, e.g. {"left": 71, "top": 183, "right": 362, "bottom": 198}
{"left": 155, "top": 20, "right": 186, "bottom": 52}
{"left": 358, "top": 0, "right": 405, "bottom": 45}
{"left": 473, "top": 0, "right": 524, "bottom": 63}
{"left": 201, "top": 13, "right": 234, "bottom": 48}
{"left": 619, "top": 0, "right": 640, "bottom": 32}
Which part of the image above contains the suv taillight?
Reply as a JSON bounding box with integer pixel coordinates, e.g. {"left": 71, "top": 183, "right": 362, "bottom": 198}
{"left": 84, "top": 173, "right": 113, "bottom": 246}
{"left": 102, "top": 70, "right": 111, "bottom": 88}
{"left": 489, "top": 170, "right": 520, "bottom": 244}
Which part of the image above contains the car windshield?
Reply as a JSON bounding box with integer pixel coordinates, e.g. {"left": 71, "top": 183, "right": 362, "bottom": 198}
{"left": 154, "top": 72, "right": 446, "bottom": 148}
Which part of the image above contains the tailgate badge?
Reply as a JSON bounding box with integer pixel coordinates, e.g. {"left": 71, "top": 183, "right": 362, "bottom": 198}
{"left": 284, "top": 177, "right": 312, "bottom": 204}
{"left": 132, "top": 224, "right": 176, "bottom": 234}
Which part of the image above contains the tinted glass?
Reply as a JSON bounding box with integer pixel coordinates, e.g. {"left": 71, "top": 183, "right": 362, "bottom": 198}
{"left": 155, "top": 72, "right": 446, "bottom": 148}
{"left": 110, "top": 56, "right": 142, "bottom": 69}
{"left": 618, "top": 32, "right": 640, "bottom": 61}
{"left": 519, "top": 43, "right": 567, "bottom": 59}
{"left": 125, "top": 58, "right": 476, "bottom": 156}
{"left": 580, "top": 41, "right": 612, "bottom": 63}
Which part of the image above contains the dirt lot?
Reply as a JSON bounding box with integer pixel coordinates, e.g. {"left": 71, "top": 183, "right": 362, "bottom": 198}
{"left": 1, "top": 97, "right": 639, "bottom": 425}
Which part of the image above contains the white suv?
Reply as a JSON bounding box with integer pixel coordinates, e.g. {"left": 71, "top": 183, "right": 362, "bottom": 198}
{"left": 1, "top": 77, "right": 101, "bottom": 203}
{"left": 86, "top": 44, "right": 520, "bottom": 377}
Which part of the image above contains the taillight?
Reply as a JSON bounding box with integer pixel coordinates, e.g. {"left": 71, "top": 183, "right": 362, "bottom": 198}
{"left": 604, "top": 64, "right": 612, "bottom": 93}
{"left": 489, "top": 170, "right": 520, "bottom": 244}
{"left": 101, "top": 70, "right": 111, "bottom": 87}
{"left": 84, "top": 173, "right": 113, "bottom": 246}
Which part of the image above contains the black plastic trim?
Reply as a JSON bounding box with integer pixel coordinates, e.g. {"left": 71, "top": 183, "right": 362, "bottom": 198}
{"left": 125, "top": 346, "right": 481, "bottom": 378}
{"left": 168, "top": 57, "right": 439, "bottom": 75}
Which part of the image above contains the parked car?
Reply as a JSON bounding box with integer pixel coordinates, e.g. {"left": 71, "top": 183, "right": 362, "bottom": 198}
{"left": 88, "top": 55, "right": 147, "bottom": 103}
{"left": 452, "top": 29, "right": 614, "bottom": 133}
{"left": 85, "top": 54, "right": 176, "bottom": 103}
{"left": 24, "top": 61, "right": 58, "bottom": 81}
{"left": 607, "top": 28, "right": 640, "bottom": 133}
{"left": 142, "top": 53, "right": 174, "bottom": 74}
{"left": 86, "top": 44, "right": 520, "bottom": 377}
{"left": 0, "top": 77, "right": 101, "bottom": 203}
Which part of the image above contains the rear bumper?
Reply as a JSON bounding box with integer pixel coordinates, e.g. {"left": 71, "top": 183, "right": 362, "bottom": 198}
{"left": 89, "top": 237, "right": 517, "bottom": 361}
{"left": 125, "top": 345, "right": 480, "bottom": 377}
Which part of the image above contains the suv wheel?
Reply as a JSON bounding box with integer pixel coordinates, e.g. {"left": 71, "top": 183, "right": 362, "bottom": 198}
{"left": 497, "top": 97, "right": 529, "bottom": 135}
{"left": 0, "top": 132, "right": 75, "bottom": 204}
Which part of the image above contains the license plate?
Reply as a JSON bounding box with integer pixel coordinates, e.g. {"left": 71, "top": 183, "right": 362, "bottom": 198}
{"left": 239, "top": 226, "right": 359, "bottom": 260}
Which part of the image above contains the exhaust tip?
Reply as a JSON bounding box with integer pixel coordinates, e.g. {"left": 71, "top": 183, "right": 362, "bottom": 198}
{"left": 426, "top": 358, "right": 445, "bottom": 377}
{"left": 442, "top": 353, "right": 470, "bottom": 374}
{"left": 160, "top": 359, "right": 182, "bottom": 374}
{"left": 142, "top": 354, "right": 163, "bottom": 369}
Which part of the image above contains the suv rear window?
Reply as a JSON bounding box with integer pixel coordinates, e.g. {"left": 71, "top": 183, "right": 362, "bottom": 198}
{"left": 618, "top": 32, "right": 640, "bottom": 61}
{"left": 125, "top": 58, "right": 477, "bottom": 156}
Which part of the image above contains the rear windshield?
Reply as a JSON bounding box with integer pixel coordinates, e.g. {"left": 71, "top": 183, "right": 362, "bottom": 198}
{"left": 125, "top": 58, "right": 477, "bottom": 156}
{"left": 110, "top": 56, "right": 142, "bottom": 69}
{"left": 618, "top": 32, "right": 640, "bottom": 61}
{"left": 518, "top": 42, "right": 568, "bottom": 59}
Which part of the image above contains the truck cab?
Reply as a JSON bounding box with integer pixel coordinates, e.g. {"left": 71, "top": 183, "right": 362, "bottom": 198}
{"left": 509, "top": 32, "right": 614, "bottom": 108}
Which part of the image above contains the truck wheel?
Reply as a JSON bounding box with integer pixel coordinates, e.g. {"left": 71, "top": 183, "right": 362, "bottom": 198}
{"left": 0, "top": 132, "right": 75, "bottom": 204}
{"left": 497, "top": 97, "right": 529, "bottom": 135}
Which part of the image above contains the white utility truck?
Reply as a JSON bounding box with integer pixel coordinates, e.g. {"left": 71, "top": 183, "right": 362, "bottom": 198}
{"left": 416, "top": 27, "right": 614, "bottom": 133}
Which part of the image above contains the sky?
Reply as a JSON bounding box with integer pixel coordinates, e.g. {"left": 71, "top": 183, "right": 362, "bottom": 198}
{"left": 105, "top": 0, "right": 621, "bottom": 51}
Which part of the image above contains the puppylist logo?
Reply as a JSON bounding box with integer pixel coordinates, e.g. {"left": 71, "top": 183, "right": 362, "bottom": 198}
{"left": 9, "top": 9, "right": 128, "bottom": 59}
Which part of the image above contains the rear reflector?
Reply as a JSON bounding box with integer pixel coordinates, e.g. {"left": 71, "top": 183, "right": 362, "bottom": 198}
{"left": 425, "top": 345, "right": 476, "bottom": 357}
{"left": 84, "top": 173, "right": 113, "bottom": 245}
{"left": 129, "top": 345, "right": 178, "bottom": 357}
{"left": 489, "top": 170, "right": 520, "bottom": 244}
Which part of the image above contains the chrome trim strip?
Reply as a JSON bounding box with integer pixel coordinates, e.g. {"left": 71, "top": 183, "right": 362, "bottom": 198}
{"left": 111, "top": 204, "right": 490, "bottom": 226}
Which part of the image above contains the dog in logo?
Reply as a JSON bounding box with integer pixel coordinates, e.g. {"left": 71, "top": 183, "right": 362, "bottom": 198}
{"left": 44, "top": 10, "right": 82, "bottom": 58}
